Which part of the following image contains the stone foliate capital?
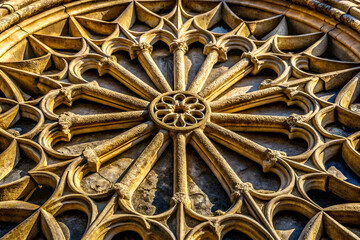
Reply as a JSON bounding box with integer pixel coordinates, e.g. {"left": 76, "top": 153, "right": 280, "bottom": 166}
{"left": 58, "top": 112, "right": 77, "bottom": 137}
{"left": 230, "top": 182, "right": 252, "bottom": 202}
{"left": 59, "top": 88, "right": 73, "bottom": 107}
{"left": 98, "top": 56, "right": 117, "bottom": 76}
{"left": 170, "top": 40, "right": 188, "bottom": 53}
{"left": 130, "top": 42, "right": 153, "bottom": 59}
{"left": 83, "top": 147, "right": 100, "bottom": 172}
{"left": 204, "top": 42, "right": 227, "bottom": 62}
{"left": 114, "top": 182, "right": 130, "bottom": 200}
{"left": 262, "top": 149, "right": 286, "bottom": 172}
{"left": 171, "top": 192, "right": 191, "bottom": 206}
{"left": 286, "top": 113, "right": 305, "bottom": 127}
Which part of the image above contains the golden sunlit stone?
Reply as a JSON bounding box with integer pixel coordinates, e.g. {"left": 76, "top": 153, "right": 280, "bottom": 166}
{"left": 0, "top": 0, "right": 359, "bottom": 239}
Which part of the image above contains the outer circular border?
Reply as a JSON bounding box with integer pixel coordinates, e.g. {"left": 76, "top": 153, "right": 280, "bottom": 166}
{"left": 149, "top": 91, "right": 211, "bottom": 132}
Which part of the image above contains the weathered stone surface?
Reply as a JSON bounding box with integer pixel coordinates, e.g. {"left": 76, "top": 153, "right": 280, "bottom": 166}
{"left": 0, "top": 0, "right": 359, "bottom": 239}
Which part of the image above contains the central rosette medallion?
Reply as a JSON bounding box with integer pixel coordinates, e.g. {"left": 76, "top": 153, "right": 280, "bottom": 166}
{"left": 150, "top": 91, "right": 210, "bottom": 131}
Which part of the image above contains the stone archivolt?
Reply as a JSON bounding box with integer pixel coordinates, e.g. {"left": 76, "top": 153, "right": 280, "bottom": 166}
{"left": 0, "top": 0, "right": 359, "bottom": 240}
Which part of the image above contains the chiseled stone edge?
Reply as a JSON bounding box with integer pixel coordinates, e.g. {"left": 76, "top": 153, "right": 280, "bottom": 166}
{"left": 0, "top": 0, "right": 73, "bottom": 33}
{"left": 0, "top": 0, "right": 359, "bottom": 35}
{"left": 290, "top": 0, "right": 360, "bottom": 33}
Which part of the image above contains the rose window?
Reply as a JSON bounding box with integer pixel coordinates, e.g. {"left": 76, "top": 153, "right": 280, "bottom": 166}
{"left": 151, "top": 92, "right": 209, "bottom": 130}
{"left": 0, "top": 0, "right": 360, "bottom": 239}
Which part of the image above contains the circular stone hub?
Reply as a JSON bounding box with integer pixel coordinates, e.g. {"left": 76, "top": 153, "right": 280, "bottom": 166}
{"left": 150, "top": 91, "right": 210, "bottom": 131}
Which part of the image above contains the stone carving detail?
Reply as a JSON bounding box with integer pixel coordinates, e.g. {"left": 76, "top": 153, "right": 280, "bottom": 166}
{"left": 152, "top": 92, "right": 207, "bottom": 128}
{"left": 0, "top": 0, "right": 359, "bottom": 240}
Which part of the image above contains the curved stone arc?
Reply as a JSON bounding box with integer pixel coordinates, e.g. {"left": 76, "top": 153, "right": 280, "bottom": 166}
{"left": 29, "top": 170, "right": 61, "bottom": 201}
{"left": 102, "top": 37, "right": 137, "bottom": 57}
{"left": 0, "top": 65, "right": 63, "bottom": 102}
{"left": 253, "top": 54, "right": 292, "bottom": 89}
{"left": 68, "top": 54, "right": 109, "bottom": 84}
{"left": 249, "top": 158, "right": 296, "bottom": 200}
{"left": 343, "top": 131, "right": 360, "bottom": 177}
{"left": 67, "top": 158, "right": 116, "bottom": 199}
{"left": 29, "top": 34, "right": 90, "bottom": 60}
{"left": 297, "top": 173, "right": 360, "bottom": 207}
{"left": 86, "top": 55, "right": 161, "bottom": 101}
{"left": 313, "top": 105, "right": 360, "bottom": 139}
{"left": 0, "top": 53, "right": 51, "bottom": 74}
{"left": 182, "top": 195, "right": 244, "bottom": 222}
{"left": 271, "top": 32, "right": 325, "bottom": 55}
{"left": 0, "top": 202, "right": 41, "bottom": 240}
{"left": 291, "top": 54, "right": 360, "bottom": 79}
{"left": 83, "top": 214, "right": 176, "bottom": 240}
{"left": 0, "top": 135, "right": 46, "bottom": 201}
{"left": 117, "top": 197, "right": 176, "bottom": 223}
{"left": 304, "top": 67, "right": 360, "bottom": 107}
{"left": 1, "top": 0, "right": 360, "bottom": 239}
{"left": 40, "top": 82, "right": 149, "bottom": 121}
{"left": 284, "top": 122, "right": 322, "bottom": 162}
{"left": 44, "top": 193, "right": 98, "bottom": 228}
{"left": 15, "top": 103, "right": 45, "bottom": 139}
{"left": 322, "top": 212, "right": 360, "bottom": 240}
{"left": 265, "top": 195, "right": 321, "bottom": 230}
{"left": 0, "top": 130, "right": 20, "bottom": 181}
{"left": 71, "top": 16, "right": 121, "bottom": 45}
{"left": 185, "top": 214, "right": 273, "bottom": 240}
{"left": 0, "top": 70, "right": 25, "bottom": 102}
{"left": 335, "top": 71, "right": 360, "bottom": 110}
{"left": 138, "top": 27, "right": 177, "bottom": 47}
{"left": 311, "top": 138, "right": 346, "bottom": 172}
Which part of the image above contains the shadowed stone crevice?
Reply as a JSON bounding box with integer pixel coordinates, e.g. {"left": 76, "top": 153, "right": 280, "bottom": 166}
{"left": 0, "top": 0, "right": 359, "bottom": 239}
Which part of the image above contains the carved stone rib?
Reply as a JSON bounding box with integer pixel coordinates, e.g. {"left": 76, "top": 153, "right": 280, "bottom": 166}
{"left": 191, "top": 129, "right": 243, "bottom": 197}
{"left": 137, "top": 51, "right": 173, "bottom": 92}
{"left": 211, "top": 112, "right": 288, "bottom": 131}
{"left": 115, "top": 130, "right": 169, "bottom": 200}
{"left": 205, "top": 122, "right": 267, "bottom": 165}
{"left": 188, "top": 50, "right": 219, "bottom": 93}
{"left": 199, "top": 58, "right": 252, "bottom": 101}
{"left": 210, "top": 86, "right": 285, "bottom": 112}
{"left": 83, "top": 121, "right": 156, "bottom": 171}
{"left": 98, "top": 57, "right": 160, "bottom": 100}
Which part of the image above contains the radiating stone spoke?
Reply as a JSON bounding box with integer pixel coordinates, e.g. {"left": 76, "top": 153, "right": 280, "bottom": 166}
{"left": 191, "top": 129, "right": 243, "bottom": 197}
{"left": 173, "top": 133, "right": 189, "bottom": 200}
{"left": 98, "top": 57, "right": 160, "bottom": 100}
{"left": 172, "top": 133, "right": 189, "bottom": 240}
{"left": 211, "top": 112, "right": 288, "bottom": 131}
{"left": 198, "top": 57, "right": 253, "bottom": 101}
{"left": 210, "top": 86, "right": 286, "bottom": 112}
{"left": 134, "top": 45, "right": 173, "bottom": 92}
{"left": 1, "top": 0, "right": 360, "bottom": 239}
{"left": 83, "top": 121, "right": 156, "bottom": 172}
{"left": 205, "top": 122, "right": 268, "bottom": 165}
{"left": 188, "top": 49, "right": 220, "bottom": 93}
{"left": 115, "top": 130, "right": 170, "bottom": 200}
{"left": 83, "top": 84, "right": 150, "bottom": 111}
{"left": 58, "top": 110, "right": 149, "bottom": 135}
{"left": 171, "top": 41, "right": 188, "bottom": 91}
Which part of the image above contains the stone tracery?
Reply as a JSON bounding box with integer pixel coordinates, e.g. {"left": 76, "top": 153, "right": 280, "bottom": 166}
{"left": 0, "top": 0, "right": 359, "bottom": 239}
